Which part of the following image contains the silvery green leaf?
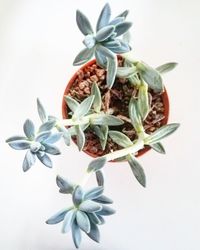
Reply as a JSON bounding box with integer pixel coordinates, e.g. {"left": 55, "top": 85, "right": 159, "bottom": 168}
{"left": 64, "top": 96, "right": 79, "bottom": 113}
{"left": 113, "top": 156, "right": 127, "bottom": 162}
{"left": 116, "top": 10, "right": 129, "bottom": 18}
{"left": 37, "top": 153, "right": 52, "bottom": 168}
{"left": 93, "top": 125, "right": 108, "bottom": 150}
{"left": 57, "top": 125, "right": 71, "bottom": 146}
{"left": 137, "top": 82, "right": 150, "bottom": 120}
{"left": 71, "top": 220, "right": 82, "bottom": 249}
{"left": 37, "top": 98, "right": 47, "bottom": 123}
{"left": 68, "top": 124, "right": 89, "bottom": 136}
{"left": 96, "top": 170, "right": 104, "bottom": 186}
{"left": 115, "top": 22, "right": 132, "bottom": 37}
{"left": 6, "top": 135, "right": 27, "bottom": 143}
{"left": 117, "top": 66, "right": 137, "bottom": 78}
{"left": 35, "top": 131, "right": 51, "bottom": 142}
{"left": 74, "top": 95, "right": 94, "bottom": 119}
{"left": 46, "top": 207, "right": 72, "bottom": 224}
{"left": 108, "top": 130, "right": 133, "bottom": 148}
{"left": 87, "top": 213, "right": 102, "bottom": 225}
{"left": 86, "top": 223, "right": 100, "bottom": 243}
{"left": 73, "top": 47, "right": 94, "bottom": 66}
{"left": 23, "top": 119, "right": 35, "bottom": 139}
{"left": 87, "top": 157, "right": 107, "bottom": 173}
{"left": 91, "top": 83, "right": 101, "bottom": 113}
{"left": 107, "top": 56, "right": 117, "bottom": 88}
{"left": 109, "top": 17, "right": 125, "bottom": 26}
{"left": 109, "top": 41, "right": 131, "bottom": 54}
{"left": 62, "top": 209, "right": 76, "bottom": 233}
{"left": 30, "top": 141, "right": 42, "bottom": 153}
{"left": 79, "top": 200, "right": 102, "bottom": 213}
{"left": 96, "top": 215, "right": 105, "bottom": 225}
{"left": 129, "top": 98, "right": 143, "bottom": 133}
{"left": 103, "top": 40, "right": 121, "bottom": 49}
{"left": 150, "top": 142, "right": 166, "bottom": 154}
{"left": 75, "top": 126, "right": 85, "bottom": 151}
{"left": 96, "top": 25, "right": 115, "bottom": 42}
{"left": 73, "top": 185, "right": 84, "bottom": 207}
{"left": 76, "top": 10, "right": 93, "bottom": 35}
{"left": 76, "top": 211, "right": 90, "bottom": 233}
{"left": 96, "top": 44, "right": 115, "bottom": 59}
{"left": 91, "top": 114, "right": 124, "bottom": 126}
{"left": 43, "top": 144, "right": 61, "bottom": 155}
{"left": 56, "top": 175, "right": 75, "bottom": 194}
{"left": 22, "top": 150, "right": 36, "bottom": 172}
{"left": 95, "top": 50, "right": 107, "bottom": 68}
{"left": 83, "top": 34, "right": 96, "bottom": 49}
{"left": 39, "top": 120, "right": 56, "bottom": 133}
{"left": 96, "top": 3, "right": 111, "bottom": 31}
{"left": 156, "top": 62, "right": 178, "bottom": 74}
{"left": 96, "top": 205, "right": 116, "bottom": 216}
{"left": 137, "top": 62, "right": 164, "bottom": 93}
{"left": 93, "top": 195, "right": 113, "bottom": 204}
{"left": 84, "top": 186, "right": 104, "bottom": 200}
{"left": 127, "top": 154, "right": 146, "bottom": 187}
{"left": 8, "top": 140, "right": 31, "bottom": 150}
{"left": 43, "top": 132, "right": 63, "bottom": 144}
{"left": 145, "top": 123, "right": 180, "bottom": 145}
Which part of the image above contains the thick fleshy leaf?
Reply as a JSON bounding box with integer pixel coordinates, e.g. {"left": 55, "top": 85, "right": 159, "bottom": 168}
{"left": 127, "top": 154, "right": 146, "bottom": 187}
{"left": 62, "top": 209, "right": 76, "bottom": 233}
{"left": 96, "top": 3, "right": 111, "bottom": 31}
{"left": 75, "top": 126, "right": 85, "bottom": 151}
{"left": 96, "top": 215, "right": 105, "bottom": 225}
{"left": 8, "top": 140, "right": 31, "bottom": 150}
{"left": 109, "top": 130, "right": 133, "bottom": 148}
{"left": 87, "top": 157, "right": 107, "bottom": 173}
{"left": 96, "top": 25, "right": 115, "bottom": 42}
{"left": 83, "top": 34, "right": 96, "bottom": 49}
{"left": 137, "top": 82, "right": 150, "bottom": 120}
{"left": 76, "top": 211, "right": 90, "bottom": 233}
{"left": 37, "top": 153, "right": 52, "bottom": 168}
{"left": 87, "top": 213, "right": 102, "bottom": 225}
{"left": 117, "top": 66, "right": 137, "bottom": 78}
{"left": 109, "top": 17, "right": 125, "bottom": 26}
{"left": 91, "top": 83, "right": 101, "bottom": 113}
{"left": 95, "top": 44, "right": 115, "bottom": 59}
{"left": 86, "top": 223, "right": 100, "bottom": 243}
{"left": 46, "top": 207, "right": 72, "bottom": 224}
{"left": 71, "top": 220, "right": 82, "bottom": 249}
{"left": 68, "top": 124, "right": 89, "bottom": 136}
{"left": 137, "top": 62, "right": 164, "bottom": 93}
{"left": 106, "top": 56, "right": 117, "bottom": 88}
{"left": 64, "top": 96, "right": 79, "bottom": 113}
{"left": 22, "top": 150, "right": 36, "bottom": 172}
{"left": 43, "top": 132, "right": 63, "bottom": 144}
{"left": 91, "top": 114, "right": 124, "bottom": 126}
{"left": 95, "top": 50, "right": 107, "bottom": 68}
{"left": 76, "top": 10, "right": 93, "bottom": 35}
{"left": 38, "top": 120, "right": 56, "bottom": 133}
{"left": 96, "top": 170, "right": 104, "bottom": 186}
{"left": 37, "top": 98, "right": 47, "bottom": 123}
{"left": 96, "top": 205, "right": 116, "bottom": 216}
{"left": 73, "top": 186, "right": 84, "bottom": 207}
{"left": 116, "top": 10, "right": 129, "bottom": 18}
{"left": 79, "top": 200, "right": 102, "bottom": 213}
{"left": 74, "top": 95, "right": 94, "bottom": 119}
{"left": 109, "top": 41, "right": 131, "bottom": 54}
{"left": 145, "top": 123, "right": 180, "bottom": 145}
{"left": 115, "top": 22, "right": 132, "bottom": 37}
{"left": 57, "top": 125, "right": 71, "bottom": 146}
{"left": 156, "top": 62, "right": 178, "bottom": 74}
{"left": 56, "top": 175, "right": 75, "bottom": 194}
{"left": 103, "top": 40, "right": 121, "bottom": 49}
{"left": 93, "top": 195, "right": 113, "bottom": 204}
{"left": 84, "top": 186, "right": 104, "bottom": 200}
{"left": 6, "top": 135, "right": 27, "bottom": 143}
{"left": 128, "top": 98, "right": 143, "bottom": 133}
{"left": 73, "top": 47, "right": 94, "bottom": 66}
{"left": 43, "top": 144, "right": 61, "bottom": 155}
{"left": 150, "top": 142, "right": 166, "bottom": 154}
{"left": 35, "top": 131, "right": 51, "bottom": 142}
{"left": 92, "top": 125, "right": 108, "bottom": 150}
{"left": 23, "top": 119, "right": 35, "bottom": 139}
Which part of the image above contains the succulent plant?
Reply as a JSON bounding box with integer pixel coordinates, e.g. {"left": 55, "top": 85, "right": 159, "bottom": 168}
{"left": 73, "top": 3, "right": 132, "bottom": 88}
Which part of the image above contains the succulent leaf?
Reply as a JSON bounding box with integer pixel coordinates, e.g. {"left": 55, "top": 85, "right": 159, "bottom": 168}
{"left": 8, "top": 140, "right": 31, "bottom": 150}
{"left": 93, "top": 195, "right": 113, "bottom": 204}
{"left": 38, "top": 120, "right": 56, "bottom": 133}
{"left": 86, "top": 222, "right": 100, "bottom": 243}
{"left": 65, "top": 96, "right": 80, "bottom": 113}
{"left": 37, "top": 152, "right": 52, "bottom": 168}
{"left": 128, "top": 98, "right": 143, "bottom": 133}
{"left": 22, "top": 150, "right": 36, "bottom": 172}
{"left": 150, "top": 142, "right": 166, "bottom": 154}
{"left": 87, "top": 213, "right": 102, "bottom": 225}
{"left": 56, "top": 175, "right": 75, "bottom": 194}
{"left": 73, "top": 186, "right": 84, "bottom": 207}
{"left": 91, "top": 114, "right": 124, "bottom": 126}
{"left": 43, "top": 132, "right": 63, "bottom": 144}
{"left": 137, "top": 82, "right": 150, "bottom": 120}
{"left": 156, "top": 62, "right": 178, "bottom": 74}
{"left": 79, "top": 200, "right": 102, "bottom": 213}
{"left": 57, "top": 125, "right": 71, "bottom": 146}
{"left": 96, "top": 44, "right": 115, "bottom": 59}
{"left": 109, "top": 16, "right": 125, "bottom": 26}
{"left": 96, "top": 3, "right": 111, "bottom": 31}
{"left": 6, "top": 135, "right": 27, "bottom": 143}
{"left": 106, "top": 56, "right": 117, "bottom": 88}
{"left": 84, "top": 186, "right": 104, "bottom": 200}
{"left": 95, "top": 50, "right": 107, "bottom": 68}
{"left": 116, "top": 9, "right": 129, "bottom": 18}
{"left": 96, "top": 170, "right": 104, "bottom": 186}
{"left": 74, "top": 95, "right": 94, "bottom": 119}
{"left": 115, "top": 21, "right": 132, "bottom": 37}
{"left": 96, "top": 205, "right": 116, "bottom": 216}
{"left": 75, "top": 125, "right": 85, "bottom": 151}
{"left": 46, "top": 208, "right": 72, "bottom": 224}
{"left": 91, "top": 83, "right": 101, "bottom": 113}
{"left": 109, "top": 130, "right": 133, "bottom": 148}
{"left": 43, "top": 144, "right": 61, "bottom": 155}
{"left": 62, "top": 209, "right": 76, "bottom": 233}
{"left": 96, "top": 25, "right": 115, "bottom": 42}
{"left": 37, "top": 98, "right": 48, "bottom": 123}
{"left": 71, "top": 220, "right": 82, "bottom": 249}
{"left": 35, "top": 131, "right": 51, "bottom": 142}
{"left": 76, "top": 211, "right": 90, "bottom": 233}
{"left": 109, "top": 40, "right": 131, "bottom": 53}
{"left": 83, "top": 34, "right": 96, "bottom": 49}
{"left": 73, "top": 47, "right": 94, "bottom": 66}
{"left": 87, "top": 157, "right": 107, "bottom": 173}
{"left": 76, "top": 10, "right": 93, "bottom": 35}
{"left": 117, "top": 66, "right": 137, "bottom": 78}
{"left": 23, "top": 119, "right": 35, "bottom": 139}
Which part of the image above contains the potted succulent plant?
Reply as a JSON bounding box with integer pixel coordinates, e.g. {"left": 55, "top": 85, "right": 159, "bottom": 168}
{"left": 6, "top": 3, "right": 180, "bottom": 249}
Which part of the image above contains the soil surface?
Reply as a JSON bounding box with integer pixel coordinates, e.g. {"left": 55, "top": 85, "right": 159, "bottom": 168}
{"left": 65, "top": 59, "right": 165, "bottom": 157}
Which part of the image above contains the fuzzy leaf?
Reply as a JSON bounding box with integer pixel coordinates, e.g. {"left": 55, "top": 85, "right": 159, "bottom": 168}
{"left": 87, "top": 157, "right": 107, "bottom": 173}
{"left": 109, "top": 130, "right": 133, "bottom": 148}
{"left": 74, "top": 95, "right": 94, "bottom": 119}
{"left": 109, "top": 17, "right": 125, "bottom": 26}
{"left": 35, "top": 131, "right": 51, "bottom": 142}
{"left": 156, "top": 62, "right": 178, "bottom": 74}
{"left": 109, "top": 40, "right": 131, "bottom": 54}
{"left": 96, "top": 205, "right": 116, "bottom": 216}
{"left": 87, "top": 213, "right": 102, "bottom": 225}
{"left": 37, "top": 153, "right": 52, "bottom": 168}
{"left": 37, "top": 98, "right": 47, "bottom": 123}
{"left": 22, "top": 150, "right": 36, "bottom": 172}
{"left": 91, "top": 83, "right": 101, "bottom": 113}
{"left": 44, "top": 144, "right": 61, "bottom": 155}
{"left": 103, "top": 40, "right": 121, "bottom": 49}
{"left": 39, "top": 120, "right": 56, "bottom": 133}
{"left": 96, "top": 44, "right": 115, "bottom": 59}
{"left": 23, "top": 119, "right": 35, "bottom": 139}
{"left": 96, "top": 170, "right": 104, "bottom": 186}
{"left": 75, "top": 126, "right": 85, "bottom": 151}
{"left": 137, "top": 82, "right": 150, "bottom": 120}
{"left": 83, "top": 34, "right": 96, "bottom": 49}
{"left": 86, "top": 222, "right": 100, "bottom": 243}
{"left": 46, "top": 208, "right": 72, "bottom": 224}
{"left": 8, "top": 140, "right": 31, "bottom": 150}
{"left": 129, "top": 98, "right": 143, "bottom": 133}
{"left": 64, "top": 96, "right": 79, "bottom": 113}
{"left": 145, "top": 123, "right": 180, "bottom": 145}
{"left": 116, "top": 10, "right": 129, "bottom": 18}
{"left": 106, "top": 56, "right": 117, "bottom": 88}
{"left": 96, "top": 25, "right": 115, "bottom": 42}
{"left": 76, "top": 10, "right": 93, "bottom": 35}
{"left": 117, "top": 66, "right": 137, "bottom": 78}
{"left": 76, "top": 211, "right": 90, "bottom": 233}
{"left": 93, "top": 195, "right": 113, "bottom": 204}
{"left": 79, "top": 200, "right": 102, "bottom": 213}
{"left": 150, "top": 142, "right": 166, "bottom": 154}
{"left": 91, "top": 114, "right": 124, "bottom": 126}
{"left": 68, "top": 124, "right": 89, "bottom": 136}
{"left": 115, "top": 22, "right": 132, "bottom": 37}
{"left": 95, "top": 50, "right": 107, "bottom": 68}
{"left": 96, "top": 3, "right": 111, "bottom": 31}
{"left": 71, "top": 220, "right": 82, "bottom": 249}
{"left": 62, "top": 209, "right": 76, "bottom": 233}
{"left": 73, "top": 186, "right": 84, "bottom": 207}
{"left": 73, "top": 47, "right": 94, "bottom": 66}
{"left": 96, "top": 215, "right": 105, "bottom": 225}
{"left": 43, "top": 132, "right": 63, "bottom": 144}
{"left": 56, "top": 175, "right": 75, "bottom": 194}
{"left": 6, "top": 135, "right": 27, "bottom": 143}
{"left": 84, "top": 186, "right": 104, "bottom": 200}
{"left": 57, "top": 125, "right": 71, "bottom": 146}
{"left": 93, "top": 125, "right": 108, "bottom": 150}
{"left": 127, "top": 154, "right": 146, "bottom": 187}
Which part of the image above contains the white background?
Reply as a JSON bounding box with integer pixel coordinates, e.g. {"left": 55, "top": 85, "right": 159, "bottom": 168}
{"left": 0, "top": 0, "right": 200, "bottom": 249}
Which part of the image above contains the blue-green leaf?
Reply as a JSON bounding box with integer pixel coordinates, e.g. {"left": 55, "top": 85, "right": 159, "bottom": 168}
{"left": 56, "top": 175, "right": 75, "bottom": 194}
{"left": 35, "top": 131, "right": 51, "bottom": 142}
{"left": 71, "top": 220, "right": 82, "bottom": 248}
{"left": 74, "top": 95, "right": 94, "bottom": 119}
{"left": 83, "top": 34, "right": 96, "bottom": 49}
{"left": 96, "top": 44, "right": 115, "bottom": 59}
{"left": 96, "top": 205, "right": 116, "bottom": 216}
{"left": 150, "top": 142, "right": 166, "bottom": 154}
{"left": 75, "top": 126, "right": 85, "bottom": 151}
{"left": 117, "top": 66, "right": 137, "bottom": 78}
{"left": 87, "top": 213, "right": 102, "bottom": 225}
{"left": 129, "top": 98, "right": 143, "bottom": 133}
{"left": 95, "top": 50, "right": 107, "bottom": 68}
{"left": 93, "top": 195, "right": 113, "bottom": 204}
{"left": 156, "top": 62, "right": 178, "bottom": 74}
{"left": 96, "top": 3, "right": 111, "bottom": 31}
{"left": 96, "top": 25, "right": 115, "bottom": 42}
{"left": 84, "top": 186, "right": 104, "bottom": 200}
{"left": 86, "top": 223, "right": 100, "bottom": 243}
{"left": 107, "top": 56, "right": 117, "bottom": 88}
{"left": 23, "top": 119, "right": 35, "bottom": 139}
{"left": 46, "top": 208, "right": 72, "bottom": 224}
{"left": 57, "top": 125, "right": 71, "bottom": 146}
{"left": 109, "top": 17, "right": 125, "bottom": 26}
{"left": 76, "top": 10, "right": 93, "bottom": 35}
{"left": 8, "top": 140, "right": 31, "bottom": 150}
{"left": 73, "top": 47, "right": 94, "bottom": 66}
{"left": 44, "top": 144, "right": 61, "bottom": 155}
{"left": 43, "top": 132, "right": 63, "bottom": 144}
{"left": 39, "top": 120, "right": 56, "bottom": 133}
{"left": 6, "top": 135, "right": 27, "bottom": 143}
{"left": 79, "top": 200, "right": 102, "bottom": 213}
{"left": 116, "top": 10, "right": 129, "bottom": 18}
{"left": 73, "top": 186, "right": 84, "bottom": 207}
{"left": 37, "top": 153, "right": 52, "bottom": 168}
{"left": 109, "top": 130, "right": 133, "bottom": 148}
{"left": 87, "top": 157, "right": 107, "bottom": 173}
{"left": 96, "top": 170, "right": 104, "bottom": 186}
{"left": 109, "top": 41, "right": 131, "bottom": 54}
{"left": 91, "top": 83, "right": 101, "bottom": 113}
{"left": 64, "top": 96, "right": 79, "bottom": 113}
{"left": 22, "top": 150, "right": 36, "bottom": 172}
{"left": 115, "top": 22, "right": 132, "bottom": 37}
{"left": 91, "top": 114, "right": 124, "bottom": 126}
{"left": 62, "top": 209, "right": 76, "bottom": 233}
{"left": 37, "top": 98, "right": 48, "bottom": 123}
{"left": 76, "top": 211, "right": 90, "bottom": 233}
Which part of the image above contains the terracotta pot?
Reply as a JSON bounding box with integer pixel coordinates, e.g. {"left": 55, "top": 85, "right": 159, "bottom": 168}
{"left": 62, "top": 59, "right": 169, "bottom": 160}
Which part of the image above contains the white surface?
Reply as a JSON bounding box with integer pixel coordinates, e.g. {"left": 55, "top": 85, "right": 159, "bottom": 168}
{"left": 0, "top": 0, "right": 200, "bottom": 249}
